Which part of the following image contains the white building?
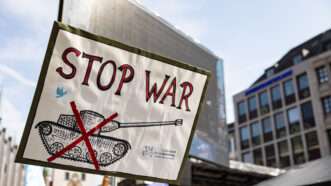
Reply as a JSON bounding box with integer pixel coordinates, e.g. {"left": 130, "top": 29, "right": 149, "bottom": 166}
{"left": 0, "top": 128, "right": 25, "bottom": 186}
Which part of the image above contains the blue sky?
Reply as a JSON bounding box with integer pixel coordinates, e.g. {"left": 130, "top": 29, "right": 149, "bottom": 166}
{"left": 0, "top": 0, "right": 331, "bottom": 184}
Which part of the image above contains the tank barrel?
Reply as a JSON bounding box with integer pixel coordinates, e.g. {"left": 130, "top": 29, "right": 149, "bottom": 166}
{"left": 119, "top": 119, "right": 183, "bottom": 128}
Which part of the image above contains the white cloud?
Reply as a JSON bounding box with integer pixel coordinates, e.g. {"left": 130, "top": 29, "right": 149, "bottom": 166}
{"left": 1, "top": 97, "right": 25, "bottom": 142}
{"left": 0, "top": 0, "right": 57, "bottom": 32}
{"left": 0, "top": 37, "right": 45, "bottom": 64}
{"left": 0, "top": 64, "right": 36, "bottom": 88}
{"left": 140, "top": 0, "right": 207, "bottom": 40}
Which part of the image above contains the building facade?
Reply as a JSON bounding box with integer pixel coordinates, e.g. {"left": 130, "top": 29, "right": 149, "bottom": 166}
{"left": 0, "top": 128, "right": 25, "bottom": 186}
{"left": 232, "top": 29, "right": 331, "bottom": 169}
{"left": 60, "top": 0, "right": 227, "bottom": 167}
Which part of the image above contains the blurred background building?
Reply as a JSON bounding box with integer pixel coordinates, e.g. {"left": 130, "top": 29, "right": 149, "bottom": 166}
{"left": 0, "top": 88, "right": 25, "bottom": 186}
{"left": 0, "top": 129, "right": 25, "bottom": 186}
{"left": 231, "top": 28, "right": 331, "bottom": 168}
{"left": 59, "top": 0, "right": 229, "bottom": 185}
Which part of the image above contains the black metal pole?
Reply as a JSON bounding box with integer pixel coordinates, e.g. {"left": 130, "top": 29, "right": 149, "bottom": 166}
{"left": 57, "top": 0, "right": 64, "bottom": 22}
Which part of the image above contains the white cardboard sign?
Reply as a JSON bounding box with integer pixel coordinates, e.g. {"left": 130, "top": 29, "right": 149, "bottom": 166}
{"left": 16, "top": 22, "right": 209, "bottom": 183}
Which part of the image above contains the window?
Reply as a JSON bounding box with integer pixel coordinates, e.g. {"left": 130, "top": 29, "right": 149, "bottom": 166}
{"left": 278, "top": 141, "right": 290, "bottom": 168}
{"left": 253, "top": 148, "right": 264, "bottom": 165}
{"left": 324, "top": 41, "right": 331, "bottom": 51}
{"left": 316, "top": 66, "right": 329, "bottom": 84}
{"left": 65, "top": 172, "right": 70, "bottom": 180}
{"left": 248, "top": 96, "right": 258, "bottom": 119}
{"left": 291, "top": 136, "right": 303, "bottom": 153}
{"left": 266, "top": 68, "right": 274, "bottom": 78}
{"left": 278, "top": 140, "right": 289, "bottom": 155}
{"left": 274, "top": 112, "right": 286, "bottom": 139}
{"left": 283, "top": 79, "right": 296, "bottom": 105}
{"left": 271, "top": 85, "right": 282, "bottom": 110}
{"left": 265, "top": 145, "right": 276, "bottom": 167}
{"left": 242, "top": 151, "right": 253, "bottom": 163}
{"left": 293, "top": 54, "right": 302, "bottom": 65}
{"left": 305, "top": 131, "right": 319, "bottom": 148}
{"left": 279, "top": 156, "right": 290, "bottom": 168}
{"left": 262, "top": 117, "right": 273, "bottom": 142}
{"left": 228, "top": 133, "right": 236, "bottom": 154}
{"left": 238, "top": 101, "right": 247, "bottom": 123}
{"left": 308, "top": 148, "right": 321, "bottom": 161}
{"left": 327, "top": 130, "right": 331, "bottom": 151}
{"left": 251, "top": 122, "right": 261, "bottom": 146}
{"left": 322, "top": 96, "right": 331, "bottom": 115}
{"left": 293, "top": 152, "right": 305, "bottom": 165}
{"left": 240, "top": 127, "right": 250, "bottom": 150}
{"left": 291, "top": 136, "right": 305, "bottom": 165}
{"left": 287, "top": 107, "right": 301, "bottom": 134}
{"left": 305, "top": 131, "right": 320, "bottom": 161}
{"left": 259, "top": 91, "right": 270, "bottom": 115}
{"left": 301, "top": 101, "right": 315, "bottom": 129}
{"left": 297, "top": 73, "right": 310, "bottom": 99}
{"left": 82, "top": 173, "right": 86, "bottom": 181}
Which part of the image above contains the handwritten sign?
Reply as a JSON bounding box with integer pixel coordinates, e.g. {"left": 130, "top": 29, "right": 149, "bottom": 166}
{"left": 16, "top": 22, "right": 209, "bottom": 184}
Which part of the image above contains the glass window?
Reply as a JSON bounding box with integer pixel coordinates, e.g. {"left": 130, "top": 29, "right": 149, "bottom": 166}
{"left": 291, "top": 136, "right": 304, "bottom": 153}
{"left": 316, "top": 66, "right": 329, "bottom": 84}
{"left": 240, "top": 127, "right": 249, "bottom": 150}
{"left": 253, "top": 148, "right": 263, "bottom": 165}
{"left": 262, "top": 117, "right": 273, "bottom": 142}
{"left": 271, "top": 85, "right": 282, "bottom": 110}
{"left": 301, "top": 101, "right": 315, "bottom": 129}
{"left": 265, "top": 145, "right": 276, "bottom": 167}
{"left": 242, "top": 151, "right": 253, "bottom": 163}
{"left": 271, "top": 85, "right": 281, "bottom": 101}
{"left": 248, "top": 96, "right": 258, "bottom": 119}
{"left": 284, "top": 79, "right": 295, "bottom": 96}
{"left": 278, "top": 140, "right": 289, "bottom": 156}
{"left": 238, "top": 101, "right": 247, "bottom": 123}
{"left": 328, "top": 130, "right": 331, "bottom": 152}
{"left": 306, "top": 131, "right": 320, "bottom": 161}
{"left": 297, "top": 73, "right": 310, "bottom": 99}
{"left": 308, "top": 148, "right": 321, "bottom": 161}
{"left": 287, "top": 107, "right": 301, "bottom": 134}
{"left": 259, "top": 91, "right": 270, "bottom": 115}
{"left": 274, "top": 112, "right": 286, "bottom": 138}
{"left": 251, "top": 122, "right": 261, "bottom": 146}
{"left": 293, "top": 54, "right": 302, "bottom": 65}
{"left": 279, "top": 156, "right": 290, "bottom": 168}
{"left": 65, "top": 172, "right": 70, "bottom": 180}
{"left": 283, "top": 79, "right": 296, "bottom": 105}
{"left": 291, "top": 136, "right": 305, "bottom": 165}
{"left": 324, "top": 41, "right": 331, "bottom": 51}
{"left": 277, "top": 141, "right": 290, "bottom": 168}
{"left": 293, "top": 152, "right": 305, "bottom": 165}
{"left": 322, "top": 96, "right": 331, "bottom": 115}
{"left": 305, "top": 131, "right": 319, "bottom": 149}
{"left": 325, "top": 41, "right": 331, "bottom": 51}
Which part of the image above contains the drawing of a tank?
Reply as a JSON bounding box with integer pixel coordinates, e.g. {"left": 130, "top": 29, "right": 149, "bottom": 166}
{"left": 35, "top": 110, "right": 183, "bottom": 167}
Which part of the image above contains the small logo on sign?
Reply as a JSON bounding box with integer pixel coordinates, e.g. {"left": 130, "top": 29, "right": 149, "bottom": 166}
{"left": 56, "top": 87, "right": 68, "bottom": 98}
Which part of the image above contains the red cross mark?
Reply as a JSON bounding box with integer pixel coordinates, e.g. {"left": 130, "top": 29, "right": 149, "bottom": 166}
{"left": 47, "top": 101, "right": 118, "bottom": 171}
